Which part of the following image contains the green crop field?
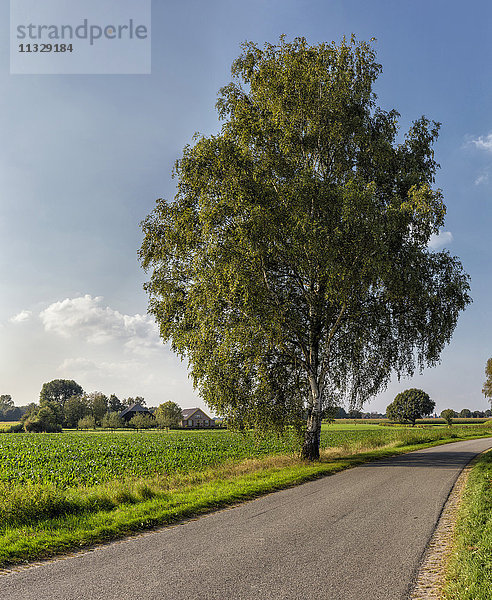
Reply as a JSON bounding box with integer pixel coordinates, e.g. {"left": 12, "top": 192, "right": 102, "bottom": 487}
{"left": 1, "top": 424, "right": 490, "bottom": 489}
{"left": 0, "top": 429, "right": 301, "bottom": 487}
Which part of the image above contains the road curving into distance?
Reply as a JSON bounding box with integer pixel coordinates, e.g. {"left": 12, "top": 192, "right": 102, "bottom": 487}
{"left": 3, "top": 437, "right": 492, "bottom": 600}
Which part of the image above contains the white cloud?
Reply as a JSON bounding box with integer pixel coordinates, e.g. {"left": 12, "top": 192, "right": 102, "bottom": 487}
{"left": 470, "top": 133, "right": 492, "bottom": 152}
{"left": 9, "top": 310, "right": 32, "bottom": 323}
{"left": 58, "top": 357, "right": 100, "bottom": 373}
{"left": 428, "top": 231, "right": 454, "bottom": 249}
{"left": 475, "top": 171, "right": 490, "bottom": 186}
{"left": 40, "top": 295, "right": 161, "bottom": 353}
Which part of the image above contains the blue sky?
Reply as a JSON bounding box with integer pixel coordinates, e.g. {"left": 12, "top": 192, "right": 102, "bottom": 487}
{"left": 1, "top": 0, "right": 491, "bottom": 414}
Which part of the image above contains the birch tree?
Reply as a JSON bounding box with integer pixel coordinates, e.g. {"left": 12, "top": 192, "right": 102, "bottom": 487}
{"left": 140, "top": 36, "right": 471, "bottom": 459}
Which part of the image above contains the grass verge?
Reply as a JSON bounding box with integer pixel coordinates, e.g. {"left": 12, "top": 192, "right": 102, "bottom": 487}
{"left": 1, "top": 431, "right": 491, "bottom": 569}
{"left": 442, "top": 450, "right": 492, "bottom": 600}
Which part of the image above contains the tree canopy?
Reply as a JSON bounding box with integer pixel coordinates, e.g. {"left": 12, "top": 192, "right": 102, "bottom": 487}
{"left": 482, "top": 358, "right": 492, "bottom": 407}
{"left": 40, "top": 379, "right": 83, "bottom": 407}
{"left": 140, "top": 35, "right": 471, "bottom": 459}
{"left": 441, "top": 409, "right": 455, "bottom": 426}
{"left": 155, "top": 401, "right": 183, "bottom": 429}
{"left": 386, "top": 388, "right": 435, "bottom": 426}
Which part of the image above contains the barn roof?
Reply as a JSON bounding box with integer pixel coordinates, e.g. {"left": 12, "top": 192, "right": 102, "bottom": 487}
{"left": 120, "top": 403, "right": 150, "bottom": 418}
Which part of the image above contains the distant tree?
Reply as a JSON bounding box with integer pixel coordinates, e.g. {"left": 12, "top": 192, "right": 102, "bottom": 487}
{"left": 482, "top": 358, "right": 492, "bottom": 408}
{"left": 63, "top": 394, "right": 89, "bottom": 428}
{"left": 122, "top": 396, "right": 146, "bottom": 408}
{"left": 129, "top": 413, "right": 155, "bottom": 430}
{"left": 386, "top": 389, "right": 435, "bottom": 426}
{"left": 108, "top": 394, "right": 124, "bottom": 413}
{"left": 77, "top": 415, "right": 96, "bottom": 430}
{"left": 459, "top": 408, "right": 472, "bottom": 418}
{"left": 24, "top": 403, "right": 63, "bottom": 432}
{"left": 155, "top": 401, "right": 183, "bottom": 429}
{"left": 40, "top": 379, "right": 83, "bottom": 407}
{"left": 441, "top": 409, "right": 455, "bottom": 426}
{"left": 335, "top": 406, "right": 348, "bottom": 419}
{"left": 101, "top": 411, "right": 124, "bottom": 430}
{"left": 0, "top": 394, "right": 21, "bottom": 421}
{"left": 0, "top": 394, "right": 13, "bottom": 406}
{"left": 21, "top": 403, "right": 38, "bottom": 422}
{"left": 86, "top": 392, "right": 109, "bottom": 425}
{"left": 472, "top": 410, "right": 485, "bottom": 418}
{"left": 348, "top": 410, "right": 363, "bottom": 419}
{"left": 322, "top": 406, "right": 338, "bottom": 424}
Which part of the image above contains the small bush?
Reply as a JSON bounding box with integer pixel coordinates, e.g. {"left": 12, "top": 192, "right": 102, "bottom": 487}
{"left": 78, "top": 415, "right": 96, "bottom": 430}
{"left": 24, "top": 419, "right": 62, "bottom": 433}
{"left": 6, "top": 423, "right": 24, "bottom": 433}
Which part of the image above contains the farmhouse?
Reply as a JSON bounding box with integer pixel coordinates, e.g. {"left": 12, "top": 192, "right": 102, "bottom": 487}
{"left": 181, "top": 408, "right": 215, "bottom": 428}
{"left": 120, "top": 403, "right": 153, "bottom": 422}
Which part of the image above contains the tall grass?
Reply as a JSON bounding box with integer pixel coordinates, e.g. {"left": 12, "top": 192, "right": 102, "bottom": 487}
{"left": 443, "top": 451, "right": 492, "bottom": 600}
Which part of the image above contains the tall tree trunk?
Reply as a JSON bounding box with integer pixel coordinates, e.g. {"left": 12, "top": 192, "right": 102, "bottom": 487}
{"left": 301, "top": 407, "right": 322, "bottom": 460}
{"left": 301, "top": 299, "right": 323, "bottom": 460}
{"left": 301, "top": 374, "right": 322, "bottom": 460}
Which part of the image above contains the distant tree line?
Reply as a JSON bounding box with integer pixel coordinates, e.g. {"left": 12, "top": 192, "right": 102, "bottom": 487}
{"left": 0, "top": 395, "right": 29, "bottom": 421}
{"left": 2, "top": 379, "right": 183, "bottom": 433}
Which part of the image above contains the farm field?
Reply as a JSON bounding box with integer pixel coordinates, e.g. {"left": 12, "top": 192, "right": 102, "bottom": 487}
{"left": 0, "top": 423, "right": 491, "bottom": 567}
{"left": 2, "top": 423, "right": 487, "bottom": 488}
{"left": 0, "top": 421, "right": 19, "bottom": 429}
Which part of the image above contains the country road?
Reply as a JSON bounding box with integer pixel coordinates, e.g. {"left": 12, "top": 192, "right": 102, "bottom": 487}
{"left": 3, "top": 437, "right": 492, "bottom": 600}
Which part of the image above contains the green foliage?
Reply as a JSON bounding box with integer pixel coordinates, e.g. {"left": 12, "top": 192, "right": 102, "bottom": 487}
{"left": 482, "top": 358, "right": 492, "bottom": 406}
{"left": 0, "top": 395, "right": 21, "bottom": 422}
{"left": 77, "top": 415, "right": 96, "bottom": 430}
{"left": 101, "top": 411, "right": 124, "bottom": 429}
{"left": 443, "top": 452, "right": 492, "bottom": 600}
{"left": 129, "top": 413, "right": 156, "bottom": 430}
{"left": 322, "top": 406, "right": 339, "bottom": 424}
{"left": 155, "top": 401, "right": 183, "bottom": 429}
{"left": 123, "top": 396, "right": 146, "bottom": 407}
{"left": 86, "top": 392, "right": 108, "bottom": 425}
{"left": 441, "top": 409, "right": 455, "bottom": 426}
{"left": 140, "top": 35, "right": 471, "bottom": 460}
{"left": 40, "top": 379, "right": 83, "bottom": 407}
{"left": 108, "top": 394, "right": 124, "bottom": 413}
{"left": 63, "top": 394, "right": 89, "bottom": 428}
{"left": 23, "top": 402, "right": 63, "bottom": 432}
{"left": 386, "top": 389, "right": 435, "bottom": 426}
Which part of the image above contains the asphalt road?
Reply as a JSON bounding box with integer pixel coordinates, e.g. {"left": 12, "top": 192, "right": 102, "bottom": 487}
{"left": 3, "top": 437, "right": 492, "bottom": 600}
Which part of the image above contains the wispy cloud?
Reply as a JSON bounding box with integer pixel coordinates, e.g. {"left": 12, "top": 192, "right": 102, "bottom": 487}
{"left": 470, "top": 133, "right": 492, "bottom": 152}
{"left": 475, "top": 170, "right": 490, "bottom": 186}
{"left": 39, "top": 295, "right": 160, "bottom": 353}
{"left": 428, "top": 231, "right": 454, "bottom": 249}
{"left": 9, "top": 310, "right": 32, "bottom": 323}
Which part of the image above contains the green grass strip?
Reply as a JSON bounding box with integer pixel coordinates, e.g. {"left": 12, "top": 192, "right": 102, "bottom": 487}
{"left": 0, "top": 433, "right": 490, "bottom": 568}
{"left": 443, "top": 450, "right": 492, "bottom": 600}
